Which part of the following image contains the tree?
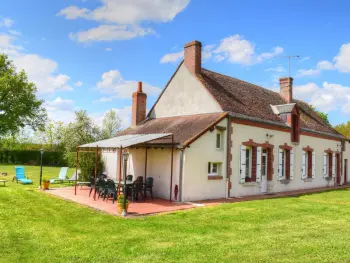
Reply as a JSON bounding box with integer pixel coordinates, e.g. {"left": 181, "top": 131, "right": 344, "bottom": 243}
{"left": 100, "top": 110, "right": 122, "bottom": 140}
{"left": 334, "top": 121, "right": 350, "bottom": 138}
{"left": 62, "top": 110, "right": 104, "bottom": 180}
{"left": 309, "top": 104, "right": 330, "bottom": 125}
{"left": 0, "top": 54, "right": 47, "bottom": 136}
{"left": 34, "top": 120, "right": 66, "bottom": 151}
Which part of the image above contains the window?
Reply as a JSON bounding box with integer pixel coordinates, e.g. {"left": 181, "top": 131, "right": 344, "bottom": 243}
{"left": 208, "top": 162, "right": 220, "bottom": 176}
{"left": 216, "top": 133, "right": 222, "bottom": 149}
{"left": 278, "top": 145, "right": 294, "bottom": 181}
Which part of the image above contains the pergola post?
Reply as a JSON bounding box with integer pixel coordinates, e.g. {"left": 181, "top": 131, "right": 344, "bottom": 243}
{"left": 144, "top": 145, "right": 148, "bottom": 182}
{"left": 75, "top": 146, "right": 79, "bottom": 195}
{"left": 169, "top": 134, "right": 174, "bottom": 202}
{"left": 93, "top": 145, "right": 99, "bottom": 200}
{"left": 118, "top": 146, "right": 123, "bottom": 195}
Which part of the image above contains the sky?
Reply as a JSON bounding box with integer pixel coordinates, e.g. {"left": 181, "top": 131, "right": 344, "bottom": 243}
{"left": 0, "top": 0, "right": 350, "bottom": 128}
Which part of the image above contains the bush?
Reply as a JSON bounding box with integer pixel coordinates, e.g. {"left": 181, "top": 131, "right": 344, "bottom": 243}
{"left": 0, "top": 150, "right": 67, "bottom": 166}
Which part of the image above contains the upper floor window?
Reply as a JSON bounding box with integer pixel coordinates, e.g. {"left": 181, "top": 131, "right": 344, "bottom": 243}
{"left": 216, "top": 133, "right": 222, "bottom": 149}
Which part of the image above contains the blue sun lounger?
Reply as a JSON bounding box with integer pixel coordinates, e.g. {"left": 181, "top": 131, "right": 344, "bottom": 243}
{"left": 13, "top": 166, "right": 33, "bottom": 184}
{"left": 50, "top": 167, "right": 69, "bottom": 183}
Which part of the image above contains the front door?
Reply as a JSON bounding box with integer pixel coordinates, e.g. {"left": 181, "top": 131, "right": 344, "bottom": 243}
{"left": 345, "top": 159, "right": 348, "bottom": 184}
{"left": 261, "top": 150, "right": 268, "bottom": 193}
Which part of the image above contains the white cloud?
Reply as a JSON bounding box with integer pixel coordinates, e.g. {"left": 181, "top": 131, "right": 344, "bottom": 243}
{"left": 334, "top": 43, "right": 350, "bottom": 73}
{"left": 105, "top": 47, "right": 112, "bottom": 51}
{"left": 294, "top": 82, "right": 350, "bottom": 114}
{"left": 13, "top": 54, "right": 72, "bottom": 95}
{"left": 317, "top": 60, "right": 335, "bottom": 70}
{"left": 0, "top": 17, "right": 14, "bottom": 28}
{"left": 299, "top": 56, "right": 310, "bottom": 62}
{"left": 44, "top": 97, "right": 75, "bottom": 123}
{"left": 58, "top": 0, "right": 190, "bottom": 43}
{"left": 295, "top": 68, "right": 320, "bottom": 78}
{"left": 75, "top": 81, "right": 83, "bottom": 87}
{"left": 160, "top": 35, "right": 283, "bottom": 65}
{"left": 160, "top": 51, "right": 183, "bottom": 63}
{"left": 8, "top": 30, "right": 21, "bottom": 36}
{"left": 97, "top": 69, "right": 161, "bottom": 99}
{"left": 70, "top": 25, "right": 155, "bottom": 42}
{"left": 265, "top": 65, "right": 286, "bottom": 73}
{"left": 95, "top": 97, "right": 113, "bottom": 102}
{"left": 0, "top": 34, "right": 22, "bottom": 56}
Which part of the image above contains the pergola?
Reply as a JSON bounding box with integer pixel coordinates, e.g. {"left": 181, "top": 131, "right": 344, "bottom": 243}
{"left": 75, "top": 133, "right": 175, "bottom": 201}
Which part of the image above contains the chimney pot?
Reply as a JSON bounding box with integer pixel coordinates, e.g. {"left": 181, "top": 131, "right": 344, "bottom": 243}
{"left": 132, "top": 82, "right": 147, "bottom": 126}
{"left": 184, "top": 40, "right": 202, "bottom": 75}
{"left": 279, "top": 77, "right": 293, "bottom": 103}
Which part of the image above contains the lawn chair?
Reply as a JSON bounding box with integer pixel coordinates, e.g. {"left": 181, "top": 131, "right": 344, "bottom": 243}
{"left": 13, "top": 166, "right": 33, "bottom": 184}
{"left": 50, "top": 167, "right": 68, "bottom": 183}
{"left": 97, "top": 179, "right": 107, "bottom": 199}
{"left": 131, "top": 181, "right": 144, "bottom": 202}
{"left": 66, "top": 170, "right": 80, "bottom": 183}
{"left": 104, "top": 179, "right": 117, "bottom": 203}
{"left": 144, "top": 177, "right": 154, "bottom": 200}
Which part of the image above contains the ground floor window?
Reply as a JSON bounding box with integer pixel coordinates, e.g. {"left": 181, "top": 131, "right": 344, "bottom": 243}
{"left": 302, "top": 147, "right": 315, "bottom": 179}
{"left": 278, "top": 144, "right": 294, "bottom": 180}
{"left": 208, "top": 162, "right": 220, "bottom": 176}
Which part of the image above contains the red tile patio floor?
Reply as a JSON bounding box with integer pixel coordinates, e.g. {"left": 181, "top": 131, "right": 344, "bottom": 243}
{"left": 46, "top": 187, "right": 195, "bottom": 216}
{"left": 45, "top": 184, "right": 349, "bottom": 217}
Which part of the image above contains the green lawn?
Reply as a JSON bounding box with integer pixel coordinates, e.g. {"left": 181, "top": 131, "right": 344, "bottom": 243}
{"left": 0, "top": 164, "right": 75, "bottom": 188}
{"left": 0, "top": 167, "right": 350, "bottom": 263}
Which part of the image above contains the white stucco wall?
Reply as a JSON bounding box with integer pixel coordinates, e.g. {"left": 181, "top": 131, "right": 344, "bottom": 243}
{"left": 101, "top": 151, "right": 118, "bottom": 180}
{"left": 149, "top": 64, "right": 222, "bottom": 118}
{"left": 230, "top": 122, "right": 341, "bottom": 197}
{"left": 343, "top": 141, "right": 350, "bottom": 183}
{"left": 182, "top": 119, "right": 228, "bottom": 201}
{"left": 127, "top": 148, "right": 180, "bottom": 201}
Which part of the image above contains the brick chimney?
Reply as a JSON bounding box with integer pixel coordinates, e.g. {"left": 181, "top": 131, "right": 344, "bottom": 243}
{"left": 184, "top": 40, "right": 202, "bottom": 75}
{"left": 132, "top": 82, "right": 147, "bottom": 126}
{"left": 279, "top": 77, "right": 293, "bottom": 103}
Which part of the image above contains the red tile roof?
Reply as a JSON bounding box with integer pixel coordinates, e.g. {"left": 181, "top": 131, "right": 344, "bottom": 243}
{"left": 199, "top": 68, "right": 344, "bottom": 139}
{"left": 117, "top": 113, "right": 227, "bottom": 145}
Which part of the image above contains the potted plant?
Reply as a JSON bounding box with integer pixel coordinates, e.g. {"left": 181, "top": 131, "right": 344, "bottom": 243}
{"left": 117, "top": 194, "right": 129, "bottom": 213}
{"left": 42, "top": 180, "right": 50, "bottom": 190}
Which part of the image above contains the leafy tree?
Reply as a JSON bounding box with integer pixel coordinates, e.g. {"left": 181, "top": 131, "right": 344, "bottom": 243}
{"left": 34, "top": 120, "right": 66, "bottom": 151}
{"left": 334, "top": 121, "right": 350, "bottom": 138}
{"left": 62, "top": 110, "right": 104, "bottom": 180}
{"left": 100, "top": 110, "right": 122, "bottom": 140}
{"left": 309, "top": 104, "right": 330, "bottom": 125}
{"left": 0, "top": 54, "right": 47, "bottom": 137}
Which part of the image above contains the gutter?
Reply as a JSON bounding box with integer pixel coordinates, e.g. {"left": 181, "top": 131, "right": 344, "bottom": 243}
{"left": 226, "top": 115, "right": 231, "bottom": 199}
{"left": 179, "top": 149, "right": 184, "bottom": 202}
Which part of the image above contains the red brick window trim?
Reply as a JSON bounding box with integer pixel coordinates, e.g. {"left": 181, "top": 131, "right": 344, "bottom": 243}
{"left": 303, "top": 146, "right": 314, "bottom": 152}
{"left": 324, "top": 148, "right": 333, "bottom": 154}
{"left": 242, "top": 139, "right": 260, "bottom": 148}
{"left": 279, "top": 143, "right": 293, "bottom": 151}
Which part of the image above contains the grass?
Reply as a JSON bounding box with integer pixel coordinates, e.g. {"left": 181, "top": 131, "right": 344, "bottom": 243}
{"left": 0, "top": 164, "right": 75, "bottom": 188}
{"left": 1, "top": 165, "right": 350, "bottom": 262}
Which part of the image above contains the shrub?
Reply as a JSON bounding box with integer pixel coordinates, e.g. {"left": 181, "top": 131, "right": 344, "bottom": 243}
{"left": 0, "top": 150, "right": 67, "bottom": 166}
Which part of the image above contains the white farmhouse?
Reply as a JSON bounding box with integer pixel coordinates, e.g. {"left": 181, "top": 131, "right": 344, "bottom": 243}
{"left": 100, "top": 40, "right": 350, "bottom": 202}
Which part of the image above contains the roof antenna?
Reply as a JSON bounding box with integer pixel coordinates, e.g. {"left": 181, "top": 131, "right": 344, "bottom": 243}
{"left": 284, "top": 55, "right": 300, "bottom": 78}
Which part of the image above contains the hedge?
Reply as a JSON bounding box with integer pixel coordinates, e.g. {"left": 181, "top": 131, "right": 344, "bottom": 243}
{"left": 0, "top": 150, "right": 68, "bottom": 166}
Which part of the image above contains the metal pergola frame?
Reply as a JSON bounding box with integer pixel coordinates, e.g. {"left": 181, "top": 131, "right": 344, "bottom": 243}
{"left": 74, "top": 133, "right": 175, "bottom": 202}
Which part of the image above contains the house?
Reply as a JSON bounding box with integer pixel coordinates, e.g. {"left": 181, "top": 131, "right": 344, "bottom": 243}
{"left": 100, "top": 40, "right": 350, "bottom": 202}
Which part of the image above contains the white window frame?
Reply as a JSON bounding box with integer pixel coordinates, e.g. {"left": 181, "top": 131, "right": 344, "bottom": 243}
{"left": 208, "top": 162, "right": 220, "bottom": 176}
{"left": 245, "top": 147, "right": 252, "bottom": 180}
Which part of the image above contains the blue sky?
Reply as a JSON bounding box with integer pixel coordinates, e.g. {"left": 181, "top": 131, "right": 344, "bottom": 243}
{"left": 1, "top": 0, "right": 349, "bottom": 127}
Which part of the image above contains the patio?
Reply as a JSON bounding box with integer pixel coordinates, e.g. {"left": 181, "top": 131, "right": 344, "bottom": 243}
{"left": 47, "top": 186, "right": 195, "bottom": 216}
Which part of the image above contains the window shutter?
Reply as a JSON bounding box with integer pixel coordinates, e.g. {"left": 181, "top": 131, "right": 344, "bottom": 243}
{"left": 256, "top": 146, "right": 262, "bottom": 182}
{"left": 332, "top": 153, "right": 336, "bottom": 178}
{"left": 290, "top": 149, "right": 294, "bottom": 180}
{"left": 323, "top": 153, "right": 328, "bottom": 177}
{"left": 240, "top": 145, "right": 246, "bottom": 183}
{"left": 278, "top": 148, "right": 284, "bottom": 180}
{"left": 301, "top": 150, "right": 307, "bottom": 179}
{"left": 312, "top": 151, "right": 316, "bottom": 179}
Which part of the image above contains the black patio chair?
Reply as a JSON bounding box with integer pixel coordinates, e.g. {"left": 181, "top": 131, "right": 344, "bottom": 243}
{"left": 104, "top": 179, "right": 117, "bottom": 203}
{"left": 135, "top": 176, "right": 143, "bottom": 183}
{"left": 97, "top": 179, "right": 107, "bottom": 199}
{"left": 144, "top": 177, "right": 154, "bottom": 200}
{"left": 131, "top": 181, "right": 144, "bottom": 202}
{"left": 126, "top": 175, "right": 133, "bottom": 181}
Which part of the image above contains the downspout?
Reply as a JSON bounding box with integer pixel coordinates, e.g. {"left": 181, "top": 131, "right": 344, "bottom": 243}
{"left": 179, "top": 148, "right": 184, "bottom": 202}
{"left": 226, "top": 116, "right": 231, "bottom": 199}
